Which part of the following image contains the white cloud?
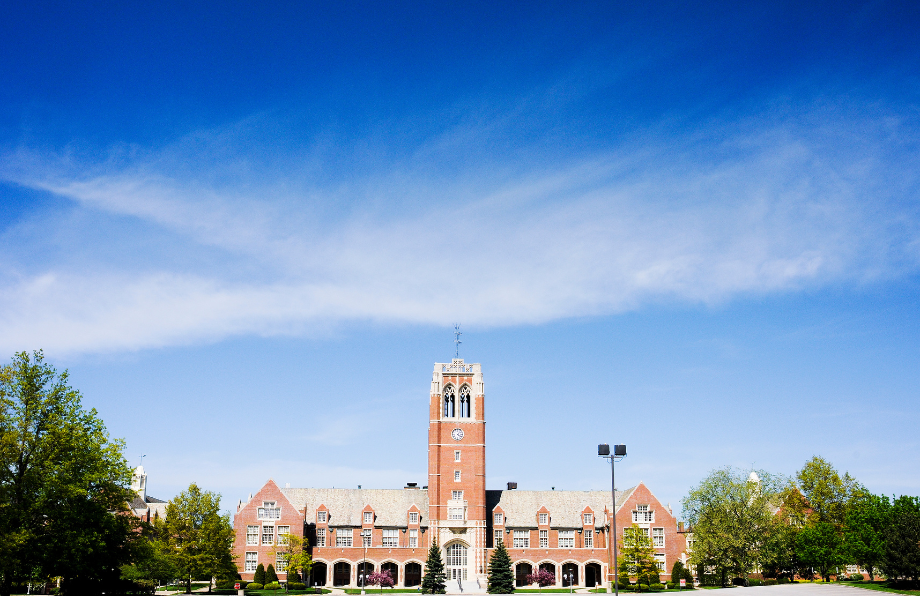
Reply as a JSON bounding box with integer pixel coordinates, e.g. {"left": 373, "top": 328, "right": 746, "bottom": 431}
{"left": 1, "top": 107, "right": 917, "bottom": 355}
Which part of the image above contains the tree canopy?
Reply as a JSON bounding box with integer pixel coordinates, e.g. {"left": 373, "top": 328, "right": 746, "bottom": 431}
{"left": 0, "top": 350, "right": 142, "bottom": 596}
{"left": 682, "top": 468, "right": 784, "bottom": 585}
{"left": 161, "top": 483, "right": 236, "bottom": 593}
{"left": 619, "top": 524, "right": 658, "bottom": 589}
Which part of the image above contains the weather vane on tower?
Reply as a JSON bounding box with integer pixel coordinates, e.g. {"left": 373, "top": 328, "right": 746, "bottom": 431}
{"left": 454, "top": 323, "right": 462, "bottom": 358}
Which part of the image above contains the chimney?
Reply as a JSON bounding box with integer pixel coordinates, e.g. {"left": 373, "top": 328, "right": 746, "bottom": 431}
{"left": 507, "top": 482, "right": 518, "bottom": 490}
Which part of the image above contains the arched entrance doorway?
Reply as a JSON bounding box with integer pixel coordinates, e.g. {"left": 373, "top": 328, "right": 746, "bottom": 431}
{"left": 311, "top": 562, "right": 327, "bottom": 586}
{"left": 516, "top": 563, "right": 533, "bottom": 587}
{"left": 539, "top": 563, "right": 556, "bottom": 584}
{"left": 585, "top": 563, "right": 602, "bottom": 588}
{"left": 357, "top": 562, "right": 374, "bottom": 587}
{"left": 381, "top": 562, "right": 399, "bottom": 586}
{"left": 562, "top": 563, "right": 578, "bottom": 587}
{"left": 333, "top": 562, "right": 351, "bottom": 586}
{"left": 405, "top": 562, "right": 422, "bottom": 587}
{"left": 445, "top": 543, "right": 468, "bottom": 581}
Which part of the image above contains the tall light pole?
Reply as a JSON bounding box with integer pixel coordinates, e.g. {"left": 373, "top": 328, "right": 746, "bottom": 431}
{"left": 598, "top": 444, "right": 626, "bottom": 596}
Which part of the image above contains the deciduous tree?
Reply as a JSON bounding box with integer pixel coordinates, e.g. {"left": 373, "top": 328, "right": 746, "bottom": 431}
{"left": 367, "top": 570, "right": 395, "bottom": 593}
{"left": 619, "top": 525, "right": 658, "bottom": 590}
{"left": 682, "top": 468, "right": 783, "bottom": 585}
{"left": 795, "top": 522, "right": 843, "bottom": 581}
{"left": 845, "top": 493, "right": 889, "bottom": 581}
{"left": 0, "top": 350, "right": 142, "bottom": 596}
{"left": 882, "top": 496, "right": 920, "bottom": 582}
{"left": 526, "top": 569, "right": 555, "bottom": 592}
{"left": 161, "top": 483, "right": 235, "bottom": 593}
{"left": 796, "top": 456, "right": 861, "bottom": 526}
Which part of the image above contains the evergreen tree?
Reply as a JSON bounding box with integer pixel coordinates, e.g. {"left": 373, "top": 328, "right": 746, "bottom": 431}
{"left": 254, "top": 563, "right": 266, "bottom": 586}
{"left": 421, "top": 541, "right": 446, "bottom": 594}
{"left": 487, "top": 541, "right": 515, "bottom": 593}
{"left": 266, "top": 563, "right": 279, "bottom": 584}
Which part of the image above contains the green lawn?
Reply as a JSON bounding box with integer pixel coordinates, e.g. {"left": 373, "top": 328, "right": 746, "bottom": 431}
{"left": 162, "top": 583, "right": 210, "bottom": 592}
{"left": 845, "top": 582, "right": 920, "bottom": 595}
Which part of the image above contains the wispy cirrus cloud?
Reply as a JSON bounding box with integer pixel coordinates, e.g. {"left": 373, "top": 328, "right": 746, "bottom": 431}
{"left": 1, "top": 103, "right": 918, "bottom": 355}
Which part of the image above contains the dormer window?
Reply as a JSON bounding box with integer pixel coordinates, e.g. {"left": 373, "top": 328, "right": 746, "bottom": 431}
{"left": 409, "top": 512, "right": 419, "bottom": 524}
{"left": 317, "top": 510, "right": 327, "bottom": 523}
{"left": 539, "top": 513, "right": 548, "bottom": 525}
{"left": 633, "top": 504, "right": 654, "bottom": 523}
{"left": 258, "top": 501, "right": 281, "bottom": 520}
{"left": 584, "top": 512, "right": 593, "bottom": 525}
{"left": 364, "top": 511, "right": 373, "bottom": 524}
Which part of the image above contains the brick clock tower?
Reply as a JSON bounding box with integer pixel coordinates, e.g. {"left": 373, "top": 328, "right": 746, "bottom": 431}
{"left": 428, "top": 359, "right": 486, "bottom": 590}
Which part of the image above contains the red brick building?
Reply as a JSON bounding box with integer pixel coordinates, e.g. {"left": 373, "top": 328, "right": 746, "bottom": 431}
{"left": 234, "top": 358, "right": 687, "bottom": 591}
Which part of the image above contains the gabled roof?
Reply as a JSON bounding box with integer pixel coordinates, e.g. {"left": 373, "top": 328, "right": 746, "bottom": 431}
{"left": 485, "top": 486, "right": 636, "bottom": 529}
{"left": 281, "top": 488, "right": 429, "bottom": 527}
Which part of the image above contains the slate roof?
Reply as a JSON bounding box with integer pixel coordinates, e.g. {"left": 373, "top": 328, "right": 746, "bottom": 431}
{"left": 281, "top": 488, "right": 430, "bottom": 527}
{"left": 275, "top": 486, "right": 636, "bottom": 529}
{"left": 485, "top": 486, "right": 636, "bottom": 529}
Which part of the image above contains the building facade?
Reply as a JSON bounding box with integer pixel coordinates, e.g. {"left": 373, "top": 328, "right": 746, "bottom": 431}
{"left": 234, "top": 359, "right": 687, "bottom": 591}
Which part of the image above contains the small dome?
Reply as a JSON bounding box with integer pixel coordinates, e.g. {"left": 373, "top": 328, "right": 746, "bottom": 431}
{"left": 749, "top": 471, "right": 760, "bottom": 483}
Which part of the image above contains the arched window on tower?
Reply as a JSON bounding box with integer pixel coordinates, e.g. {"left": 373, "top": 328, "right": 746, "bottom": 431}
{"left": 459, "top": 385, "right": 470, "bottom": 418}
{"left": 443, "top": 385, "right": 455, "bottom": 417}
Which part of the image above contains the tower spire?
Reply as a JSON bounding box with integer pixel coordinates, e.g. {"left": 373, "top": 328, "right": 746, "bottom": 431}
{"left": 454, "top": 323, "right": 462, "bottom": 358}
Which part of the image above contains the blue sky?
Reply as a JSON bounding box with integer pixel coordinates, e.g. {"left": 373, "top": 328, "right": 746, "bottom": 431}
{"left": 1, "top": 1, "right": 919, "bottom": 516}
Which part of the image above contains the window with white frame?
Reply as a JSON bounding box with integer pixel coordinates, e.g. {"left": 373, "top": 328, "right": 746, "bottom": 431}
{"left": 262, "top": 525, "right": 274, "bottom": 545}
{"left": 335, "top": 529, "right": 353, "bottom": 547}
{"left": 452, "top": 490, "right": 464, "bottom": 501}
{"left": 584, "top": 513, "right": 593, "bottom": 525}
{"left": 494, "top": 529, "right": 503, "bottom": 545}
{"left": 382, "top": 529, "right": 399, "bottom": 547}
{"left": 654, "top": 553, "right": 666, "bottom": 571}
{"left": 454, "top": 470, "right": 461, "bottom": 481}
{"left": 494, "top": 513, "right": 503, "bottom": 525}
{"left": 633, "top": 504, "right": 654, "bottom": 523}
{"left": 652, "top": 527, "right": 665, "bottom": 548}
{"left": 409, "top": 529, "right": 418, "bottom": 548}
{"left": 584, "top": 529, "right": 593, "bottom": 547}
{"left": 539, "top": 529, "right": 548, "bottom": 547}
{"left": 409, "top": 512, "right": 419, "bottom": 524}
{"left": 639, "top": 527, "right": 650, "bottom": 540}
{"left": 276, "top": 552, "right": 288, "bottom": 572}
{"left": 247, "top": 525, "right": 259, "bottom": 545}
{"left": 245, "top": 552, "right": 258, "bottom": 572}
{"left": 362, "top": 528, "right": 372, "bottom": 547}
{"left": 455, "top": 450, "right": 461, "bottom": 462}
{"left": 539, "top": 513, "right": 548, "bottom": 525}
{"left": 559, "top": 530, "right": 574, "bottom": 548}
{"left": 317, "top": 510, "right": 327, "bottom": 523}
{"left": 448, "top": 506, "right": 464, "bottom": 520}
{"left": 277, "top": 526, "right": 290, "bottom": 545}
{"left": 513, "top": 530, "right": 529, "bottom": 548}
{"left": 258, "top": 501, "right": 281, "bottom": 520}
{"left": 364, "top": 511, "right": 373, "bottom": 524}
{"left": 316, "top": 528, "right": 326, "bottom": 547}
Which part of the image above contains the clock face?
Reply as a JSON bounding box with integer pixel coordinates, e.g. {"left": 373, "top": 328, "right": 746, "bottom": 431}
{"left": 451, "top": 428, "right": 464, "bottom": 441}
